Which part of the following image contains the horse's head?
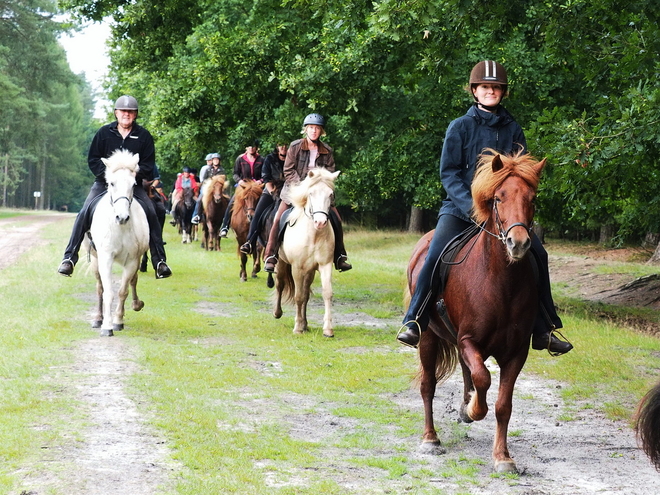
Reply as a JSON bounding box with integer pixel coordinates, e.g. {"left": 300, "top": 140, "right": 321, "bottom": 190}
{"left": 102, "top": 150, "right": 140, "bottom": 225}
{"left": 211, "top": 176, "right": 227, "bottom": 203}
{"left": 471, "top": 149, "right": 546, "bottom": 261}
{"left": 235, "top": 180, "right": 263, "bottom": 222}
{"left": 291, "top": 168, "right": 340, "bottom": 230}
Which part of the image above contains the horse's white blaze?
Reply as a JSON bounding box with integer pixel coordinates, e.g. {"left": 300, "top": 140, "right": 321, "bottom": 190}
{"left": 87, "top": 150, "right": 150, "bottom": 336}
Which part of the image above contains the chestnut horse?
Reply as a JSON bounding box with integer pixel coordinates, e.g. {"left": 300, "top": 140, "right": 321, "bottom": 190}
{"left": 202, "top": 175, "right": 229, "bottom": 251}
{"left": 635, "top": 381, "right": 660, "bottom": 470}
{"left": 273, "top": 168, "right": 340, "bottom": 337}
{"left": 408, "top": 150, "right": 546, "bottom": 473}
{"left": 230, "top": 179, "right": 264, "bottom": 281}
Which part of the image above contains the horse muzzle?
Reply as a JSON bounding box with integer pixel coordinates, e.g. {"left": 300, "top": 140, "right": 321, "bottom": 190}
{"left": 116, "top": 214, "right": 130, "bottom": 225}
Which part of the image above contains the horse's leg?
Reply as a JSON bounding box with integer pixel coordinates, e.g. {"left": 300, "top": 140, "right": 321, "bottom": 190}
{"left": 251, "top": 250, "right": 261, "bottom": 278}
{"left": 458, "top": 338, "right": 490, "bottom": 422}
{"left": 318, "top": 263, "right": 333, "bottom": 337}
{"left": 458, "top": 358, "right": 476, "bottom": 423}
{"left": 273, "top": 264, "right": 286, "bottom": 319}
{"left": 92, "top": 266, "right": 103, "bottom": 329}
{"left": 292, "top": 267, "right": 312, "bottom": 334}
{"left": 130, "top": 269, "right": 144, "bottom": 312}
{"left": 418, "top": 331, "right": 446, "bottom": 454}
{"left": 492, "top": 354, "right": 527, "bottom": 473}
{"left": 113, "top": 266, "right": 134, "bottom": 332}
{"left": 240, "top": 252, "right": 248, "bottom": 282}
{"left": 97, "top": 255, "right": 115, "bottom": 337}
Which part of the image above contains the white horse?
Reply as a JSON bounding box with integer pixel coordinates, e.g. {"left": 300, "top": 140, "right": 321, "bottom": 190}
{"left": 273, "top": 168, "right": 340, "bottom": 337}
{"left": 86, "top": 149, "right": 150, "bottom": 336}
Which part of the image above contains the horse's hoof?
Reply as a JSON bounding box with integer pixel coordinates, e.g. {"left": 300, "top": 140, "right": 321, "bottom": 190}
{"left": 273, "top": 311, "right": 282, "bottom": 319}
{"left": 100, "top": 329, "right": 114, "bottom": 337}
{"left": 459, "top": 403, "right": 474, "bottom": 423}
{"left": 419, "top": 441, "right": 446, "bottom": 455}
{"left": 113, "top": 323, "right": 124, "bottom": 331}
{"left": 91, "top": 320, "right": 102, "bottom": 329}
{"left": 494, "top": 460, "right": 517, "bottom": 474}
{"left": 133, "top": 301, "right": 145, "bottom": 311}
{"left": 323, "top": 331, "right": 334, "bottom": 338}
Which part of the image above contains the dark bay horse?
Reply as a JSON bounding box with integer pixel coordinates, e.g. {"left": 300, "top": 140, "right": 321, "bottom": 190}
{"left": 408, "top": 150, "right": 546, "bottom": 473}
{"left": 230, "top": 179, "right": 264, "bottom": 281}
{"left": 174, "top": 186, "right": 195, "bottom": 244}
{"left": 202, "top": 175, "right": 229, "bottom": 251}
{"left": 635, "top": 381, "right": 660, "bottom": 470}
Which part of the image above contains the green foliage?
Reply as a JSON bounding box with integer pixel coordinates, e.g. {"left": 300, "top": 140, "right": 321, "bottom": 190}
{"left": 0, "top": 0, "right": 95, "bottom": 210}
{"left": 60, "top": 0, "right": 660, "bottom": 236}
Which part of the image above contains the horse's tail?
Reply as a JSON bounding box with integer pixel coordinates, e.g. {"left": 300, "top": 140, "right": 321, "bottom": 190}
{"left": 412, "top": 337, "right": 458, "bottom": 388}
{"left": 635, "top": 380, "right": 660, "bottom": 470}
{"left": 277, "top": 263, "right": 297, "bottom": 304}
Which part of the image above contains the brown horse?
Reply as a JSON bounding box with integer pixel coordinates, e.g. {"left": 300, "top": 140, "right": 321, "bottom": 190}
{"left": 230, "top": 179, "right": 264, "bottom": 281}
{"left": 202, "top": 175, "right": 229, "bottom": 251}
{"left": 408, "top": 150, "right": 546, "bottom": 473}
{"left": 635, "top": 381, "right": 660, "bottom": 470}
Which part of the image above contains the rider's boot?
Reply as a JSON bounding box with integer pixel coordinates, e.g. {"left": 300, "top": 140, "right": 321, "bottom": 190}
{"left": 58, "top": 259, "right": 74, "bottom": 277}
{"left": 532, "top": 330, "right": 573, "bottom": 355}
{"left": 397, "top": 321, "right": 422, "bottom": 348}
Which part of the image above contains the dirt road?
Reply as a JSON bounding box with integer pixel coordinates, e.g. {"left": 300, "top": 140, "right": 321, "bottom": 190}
{"left": 7, "top": 213, "right": 660, "bottom": 494}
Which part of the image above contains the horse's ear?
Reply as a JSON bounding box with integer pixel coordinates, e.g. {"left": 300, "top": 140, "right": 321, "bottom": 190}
{"left": 491, "top": 155, "right": 504, "bottom": 172}
{"left": 534, "top": 158, "right": 547, "bottom": 176}
{"left": 307, "top": 169, "right": 316, "bottom": 179}
{"left": 101, "top": 157, "right": 109, "bottom": 167}
{"left": 331, "top": 170, "right": 341, "bottom": 180}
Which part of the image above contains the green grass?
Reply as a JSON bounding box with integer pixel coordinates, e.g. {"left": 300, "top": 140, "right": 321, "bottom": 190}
{"left": 1, "top": 213, "right": 660, "bottom": 493}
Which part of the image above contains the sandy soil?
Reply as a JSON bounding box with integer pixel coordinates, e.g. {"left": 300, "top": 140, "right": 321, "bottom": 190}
{"left": 7, "top": 215, "right": 660, "bottom": 494}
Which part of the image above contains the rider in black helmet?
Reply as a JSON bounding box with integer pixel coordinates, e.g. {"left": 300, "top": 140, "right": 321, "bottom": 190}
{"left": 57, "top": 95, "right": 172, "bottom": 279}
{"left": 396, "top": 61, "right": 572, "bottom": 356}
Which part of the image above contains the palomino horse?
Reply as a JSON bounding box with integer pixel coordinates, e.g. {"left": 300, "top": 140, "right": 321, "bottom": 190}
{"left": 174, "top": 186, "right": 196, "bottom": 243}
{"left": 635, "top": 381, "right": 660, "bottom": 470}
{"left": 273, "top": 168, "right": 340, "bottom": 337}
{"left": 408, "top": 150, "right": 546, "bottom": 473}
{"left": 202, "top": 175, "right": 229, "bottom": 251}
{"left": 86, "top": 149, "right": 149, "bottom": 337}
{"left": 230, "top": 179, "right": 264, "bottom": 281}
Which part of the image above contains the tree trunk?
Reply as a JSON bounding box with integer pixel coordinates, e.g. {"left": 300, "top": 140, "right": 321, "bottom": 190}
{"left": 408, "top": 205, "right": 424, "bottom": 233}
{"left": 648, "top": 240, "right": 660, "bottom": 265}
{"left": 599, "top": 224, "right": 614, "bottom": 245}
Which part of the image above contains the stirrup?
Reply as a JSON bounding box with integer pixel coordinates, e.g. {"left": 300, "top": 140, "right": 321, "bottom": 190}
{"left": 396, "top": 320, "right": 422, "bottom": 348}
{"left": 546, "top": 328, "right": 572, "bottom": 357}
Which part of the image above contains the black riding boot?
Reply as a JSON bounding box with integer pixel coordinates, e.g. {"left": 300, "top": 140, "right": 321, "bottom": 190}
{"left": 329, "top": 209, "right": 352, "bottom": 271}
{"left": 529, "top": 235, "right": 572, "bottom": 355}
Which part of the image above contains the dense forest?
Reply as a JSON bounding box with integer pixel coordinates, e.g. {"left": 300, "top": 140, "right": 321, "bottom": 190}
{"left": 3, "top": 0, "right": 660, "bottom": 248}
{"left": 0, "top": 0, "right": 96, "bottom": 211}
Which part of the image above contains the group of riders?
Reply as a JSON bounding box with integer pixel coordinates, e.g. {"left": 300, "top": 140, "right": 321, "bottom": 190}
{"left": 55, "top": 60, "right": 573, "bottom": 357}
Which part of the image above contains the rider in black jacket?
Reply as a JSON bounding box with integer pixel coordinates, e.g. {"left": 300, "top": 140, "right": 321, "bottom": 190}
{"left": 57, "top": 95, "right": 172, "bottom": 279}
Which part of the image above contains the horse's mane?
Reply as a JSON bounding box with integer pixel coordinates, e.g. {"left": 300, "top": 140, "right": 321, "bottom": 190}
{"left": 471, "top": 148, "right": 543, "bottom": 224}
{"left": 234, "top": 179, "right": 262, "bottom": 210}
{"left": 202, "top": 175, "right": 226, "bottom": 204}
{"left": 289, "top": 168, "right": 337, "bottom": 209}
{"left": 103, "top": 149, "right": 140, "bottom": 176}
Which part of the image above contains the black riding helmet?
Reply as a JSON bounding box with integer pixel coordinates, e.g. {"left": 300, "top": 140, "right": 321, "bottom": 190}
{"left": 303, "top": 113, "right": 325, "bottom": 127}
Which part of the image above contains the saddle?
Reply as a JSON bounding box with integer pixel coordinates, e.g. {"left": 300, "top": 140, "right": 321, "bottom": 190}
{"left": 277, "top": 207, "right": 294, "bottom": 242}
{"left": 433, "top": 223, "right": 543, "bottom": 339}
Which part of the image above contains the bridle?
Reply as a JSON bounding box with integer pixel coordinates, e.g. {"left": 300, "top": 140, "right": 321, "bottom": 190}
{"left": 111, "top": 195, "right": 133, "bottom": 208}
{"left": 477, "top": 199, "right": 533, "bottom": 245}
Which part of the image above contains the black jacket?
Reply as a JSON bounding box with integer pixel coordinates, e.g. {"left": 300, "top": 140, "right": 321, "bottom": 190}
{"left": 88, "top": 121, "right": 156, "bottom": 184}
{"left": 439, "top": 104, "right": 526, "bottom": 221}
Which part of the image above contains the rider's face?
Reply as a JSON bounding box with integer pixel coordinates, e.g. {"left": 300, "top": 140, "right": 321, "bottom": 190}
{"left": 472, "top": 84, "right": 504, "bottom": 110}
{"left": 306, "top": 125, "right": 323, "bottom": 141}
{"left": 115, "top": 109, "right": 137, "bottom": 129}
